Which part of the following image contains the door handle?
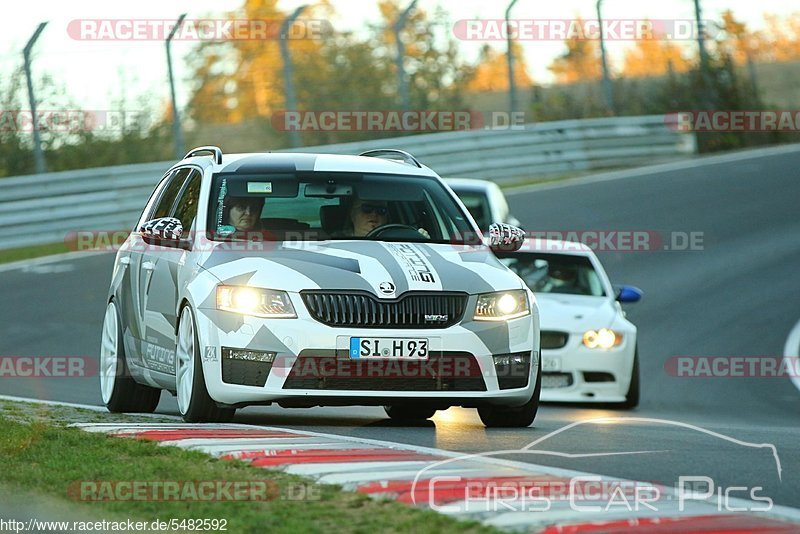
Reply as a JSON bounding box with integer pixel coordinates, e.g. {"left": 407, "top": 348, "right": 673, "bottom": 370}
{"left": 142, "top": 261, "right": 156, "bottom": 271}
{"left": 119, "top": 256, "right": 131, "bottom": 266}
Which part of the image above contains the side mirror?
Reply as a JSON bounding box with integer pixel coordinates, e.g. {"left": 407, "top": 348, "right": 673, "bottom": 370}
{"left": 615, "top": 285, "right": 643, "bottom": 303}
{"left": 139, "top": 217, "right": 184, "bottom": 245}
{"left": 488, "top": 223, "right": 525, "bottom": 253}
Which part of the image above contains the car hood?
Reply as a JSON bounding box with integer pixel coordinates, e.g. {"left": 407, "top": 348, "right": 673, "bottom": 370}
{"left": 197, "top": 240, "right": 523, "bottom": 296}
{"left": 535, "top": 293, "right": 616, "bottom": 332}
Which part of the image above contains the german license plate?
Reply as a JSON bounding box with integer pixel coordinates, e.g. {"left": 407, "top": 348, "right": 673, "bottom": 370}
{"left": 349, "top": 337, "right": 429, "bottom": 360}
{"left": 542, "top": 356, "right": 561, "bottom": 372}
{"left": 542, "top": 374, "right": 571, "bottom": 389}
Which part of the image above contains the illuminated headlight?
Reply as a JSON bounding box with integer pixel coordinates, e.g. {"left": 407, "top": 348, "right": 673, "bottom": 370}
{"left": 474, "top": 290, "right": 530, "bottom": 322}
{"left": 216, "top": 286, "right": 296, "bottom": 318}
{"left": 583, "top": 329, "right": 622, "bottom": 349}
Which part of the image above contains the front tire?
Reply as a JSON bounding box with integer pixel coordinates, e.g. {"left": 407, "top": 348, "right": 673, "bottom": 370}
{"left": 617, "top": 348, "right": 640, "bottom": 409}
{"left": 384, "top": 405, "right": 437, "bottom": 421}
{"left": 478, "top": 355, "right": 541, "bottom": 428}
{"left": 100, "top": 300, "right": 161, "bottom": 413}
{"left": 176, "top": 306, "right": 235, "bottom": 423}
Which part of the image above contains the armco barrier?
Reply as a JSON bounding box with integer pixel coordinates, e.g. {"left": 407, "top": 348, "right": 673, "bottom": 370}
{"left": 0, "top": 115, "right": 694, "bottom": 249}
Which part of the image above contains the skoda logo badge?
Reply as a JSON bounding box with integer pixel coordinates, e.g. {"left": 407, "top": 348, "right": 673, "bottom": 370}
{"left": 379, "top": 281, "right": 395, "bottom": 295}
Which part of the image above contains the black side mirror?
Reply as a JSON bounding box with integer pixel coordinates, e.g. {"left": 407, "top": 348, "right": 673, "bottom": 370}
{"left": 488, "top": 223, "right": 525, "bottom": 253}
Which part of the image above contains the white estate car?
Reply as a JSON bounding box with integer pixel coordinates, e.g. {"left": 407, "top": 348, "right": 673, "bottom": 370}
{"left": 100, "top": 147, "right": 541, "bottom": 426}
{"left": 445, "top": 178, "right": 521, "bottom": 229}
{"left": 496, "top": 240, "right": 642, "bottom": 408}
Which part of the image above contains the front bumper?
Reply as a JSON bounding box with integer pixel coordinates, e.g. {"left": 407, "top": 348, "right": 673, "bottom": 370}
{"left": 194, "top": 295, "right": 539, "bottom": 408}
{"left": 539, "top": 333, "right": 636, "bottom": 403}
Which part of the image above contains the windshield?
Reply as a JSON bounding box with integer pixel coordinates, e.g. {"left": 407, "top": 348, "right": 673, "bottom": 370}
{"left": 451, "top": 191, "right": 490, "bottom": 228}
{"left": 497, "top": 253, "right": 606, "bottom": 296}
{"left": 207, "top": 172, "right": 480, "bottom": 244}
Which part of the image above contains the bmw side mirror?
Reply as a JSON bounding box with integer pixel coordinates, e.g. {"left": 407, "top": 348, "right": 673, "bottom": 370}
{"left": 139, "top": 217, "right": 184, "bottom": 246}
{"left": 616, "top": 285, "right": 643, "bottom": 303}
{"left": 488, "top": 223, "right": 525, "bottom": 253}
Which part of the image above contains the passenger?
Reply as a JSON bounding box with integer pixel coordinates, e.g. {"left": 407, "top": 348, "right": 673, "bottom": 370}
{"left": 222, "top": 196, "right": 265, "bottom": 233}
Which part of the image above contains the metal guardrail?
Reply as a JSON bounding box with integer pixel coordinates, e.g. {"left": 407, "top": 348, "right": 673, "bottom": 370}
{"left": 0, "top": 115, "right": 694, "bottom": 250}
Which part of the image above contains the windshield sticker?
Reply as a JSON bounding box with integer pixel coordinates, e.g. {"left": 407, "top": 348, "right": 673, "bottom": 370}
{"left": 247, "top": 182, "right": 273, "bottom": 194}
{"left": 215, "top": 178, "right": 227, "bottom": 230}
{"left": 217, "top": 225, "right": 236, "bottom": 237}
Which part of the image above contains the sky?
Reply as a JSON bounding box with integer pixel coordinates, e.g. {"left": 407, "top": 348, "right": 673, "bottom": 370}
{"left": 2, "top": 0, "right": 798, "bottom": 112}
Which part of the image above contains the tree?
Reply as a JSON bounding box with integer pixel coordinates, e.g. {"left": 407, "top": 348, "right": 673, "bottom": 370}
{"left": 622, "top": 39, "right": 691, "bottom": 77}
{"left": 548, "top": 18, "right": 602, "bottom": 83}
{"left": 468, "top": 43, "right": 533, "bottom": 92}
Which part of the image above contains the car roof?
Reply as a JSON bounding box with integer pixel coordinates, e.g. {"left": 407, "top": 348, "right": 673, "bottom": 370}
{"left": 514, "top": 239, "right": 595, "bottom": 256}
{"left": 444, "top": 177, "right": 495, "bottom": 192}
{"left": 180, "top": 152, "right": 440, "bottom": 179}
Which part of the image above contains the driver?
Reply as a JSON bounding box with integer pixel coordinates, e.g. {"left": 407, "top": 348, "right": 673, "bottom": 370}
{"left": 348, "top": 198, "right": 388, "bottom": 237}
{"left": 545, "top": 262, "right": 582, "bottom": 294}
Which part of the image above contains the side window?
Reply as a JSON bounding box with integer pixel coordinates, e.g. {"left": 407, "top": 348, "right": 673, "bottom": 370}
{"left": 136, "top": 171, "right": 174, "bottom": 229}
{"left": 173, "top": 170, "right": 203, "bottom": 233}
{"left": 152, "top": 168, "right": 192, "bottom": 220}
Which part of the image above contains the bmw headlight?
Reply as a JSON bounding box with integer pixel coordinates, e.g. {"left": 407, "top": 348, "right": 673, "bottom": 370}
{"left": 583, "top": 328, "right": 622, "bottom": 349}
{"left": 216, "top": 286, "right": 296, "bottom": 318}
{"left": 474, "top": 290, "right": 530, "bottom": 322}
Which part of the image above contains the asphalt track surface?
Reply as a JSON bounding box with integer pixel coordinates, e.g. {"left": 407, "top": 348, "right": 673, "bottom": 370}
{"left": 2, "top": 146, "right": 799, "bottom": 510}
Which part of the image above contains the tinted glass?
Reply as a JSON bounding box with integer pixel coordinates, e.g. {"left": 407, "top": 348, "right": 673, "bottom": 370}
{"left": 152, "top": 168, "right": 192, "bottom": 219}
{"left": 206, "top": 172, "right": 479, "bottom": 244}
{"left": 497, "top": 253, "right": 605, "bottom": 296}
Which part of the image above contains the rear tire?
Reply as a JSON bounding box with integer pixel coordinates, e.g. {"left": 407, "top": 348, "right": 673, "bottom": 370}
{"left": 100, "top": 300, "right": 161, "bottom": 413}
{"left": 176, "top": 306, "right": 235, "bottom": 423}
{"left": 617, "top": 348, "right": 640, "bottom": 409}
{"left": 384, "top": 405, "right": 437, "bottom": 421}
{"left": 478, "top": 355, "right": 541, "bottom": 428}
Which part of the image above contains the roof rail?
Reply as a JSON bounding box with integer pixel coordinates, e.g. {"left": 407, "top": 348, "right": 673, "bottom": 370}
{"left": 358, "top": 149, "right": 422, "bottom": 168}
{"left": 184, "top": 146, "right": 223, "bottom": 165}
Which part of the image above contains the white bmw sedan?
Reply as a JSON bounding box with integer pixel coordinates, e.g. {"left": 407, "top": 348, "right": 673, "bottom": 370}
{"left": 100, "top": 146, "right": 541, "bottom": 426}
{"left": 496, "top": 240, "right": 642, "bottom": 408}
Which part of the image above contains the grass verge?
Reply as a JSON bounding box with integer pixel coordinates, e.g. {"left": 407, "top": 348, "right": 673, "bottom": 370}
{"left": 1, "top": 401, "right": 497, "bottom": 534}
{"left": 0, "top": 242, "right": 72, "bottom": 265}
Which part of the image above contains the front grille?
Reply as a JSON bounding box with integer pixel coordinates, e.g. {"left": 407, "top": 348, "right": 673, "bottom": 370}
{"left": 283, "top": 352, "right": 486, "bottom": 391}
{"left": 301, "top": 291, "right": 468, "bottom": 328}
{"left": 541, "top": 331, "right": 569, "bottom": 349}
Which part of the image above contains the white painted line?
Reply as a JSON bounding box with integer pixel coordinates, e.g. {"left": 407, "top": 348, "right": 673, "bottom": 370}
{"left": 0, "top": 250, "right": 111, "bottom": 274}
{"left": 283, "top": 461, "right": 436, "bottom": 477}
{"left": 155, "top": 437, "right": 352, "bottom": 448}
{"left": 505, "top": 142, "right": 800, "bottom": 197}
{"left": 783, "top": 317, "right": 800, "bottom": 394}
{"left": 191, "top": 441, "right": 356, "bottom": 455}
{"left": 320, "top": 467, "right": 503, "bottom": 488}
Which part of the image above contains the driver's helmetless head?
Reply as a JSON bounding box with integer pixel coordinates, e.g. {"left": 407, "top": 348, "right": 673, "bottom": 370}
{"left": 350, "top": 199, "right": 388, "bottom": 237}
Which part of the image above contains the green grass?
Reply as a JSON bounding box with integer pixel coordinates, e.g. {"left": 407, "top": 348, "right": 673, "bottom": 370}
{"left": 0, "top": 406, "right": 497, "bottom": 534}
{"left": 0, "top": 242, "right": 72, "bottom": 265}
